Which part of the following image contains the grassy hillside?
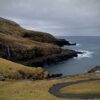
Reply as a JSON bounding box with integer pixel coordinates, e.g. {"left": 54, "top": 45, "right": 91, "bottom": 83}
{"left": 0, "top": 32, "right": 61, "bottom": 55}
{"left": 0, "top": 17, "right": 57, "bottom": 44}
{"left": 0, "top": 17, "right": 61, "bottom": 55}
{"left": 0, "top": 17, "right": 63, "bottom": 66}
{"left": 0, "top": 58, "right": 48, "bottom": 79}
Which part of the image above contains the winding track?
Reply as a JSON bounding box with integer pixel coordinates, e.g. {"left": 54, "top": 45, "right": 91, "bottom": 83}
{"left": 49, "top": 79, "right": 100, "bottom": 99}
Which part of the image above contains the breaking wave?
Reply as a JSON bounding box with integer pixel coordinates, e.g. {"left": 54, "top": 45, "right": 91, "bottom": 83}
{"left": 75, "top": 50, "right": 94, "bottom": 59}
{"left": 76, "top": 43, "right": 80, "bottom": 46}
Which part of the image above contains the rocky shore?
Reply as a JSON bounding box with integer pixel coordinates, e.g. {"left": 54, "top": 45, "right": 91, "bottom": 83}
{"left": 22, "top": 49, "right": 77, "bottom": 67}
{"left": 88, "top": 66, "right": 100, "bottom": 73}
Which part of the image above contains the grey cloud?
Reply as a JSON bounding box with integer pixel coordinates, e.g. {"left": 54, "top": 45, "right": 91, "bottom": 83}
{"left": 0, "top": 0, "right": 100, "bottom": 36}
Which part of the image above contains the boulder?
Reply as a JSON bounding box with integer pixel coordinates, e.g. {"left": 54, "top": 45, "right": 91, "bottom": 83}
{"left": 88, "top": 66, "right": 100, "bottom": 73}
{"left": 0, "top": 75, "right": 5, "bottom": 81}
{"left": 56, "top": 39, "right": 76, "bottom": 47}
{"left": 48, "top": 73, "right": 63, "bottom": 78}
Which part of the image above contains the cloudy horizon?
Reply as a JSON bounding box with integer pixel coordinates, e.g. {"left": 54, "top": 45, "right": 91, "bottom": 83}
{"left": 0, "top": 0, "right": 100, "bottom": 36}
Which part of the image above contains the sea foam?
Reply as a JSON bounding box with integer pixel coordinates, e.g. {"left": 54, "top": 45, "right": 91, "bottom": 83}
{"left": 75, "top": 50, "right": 94, "bottom": 59}
{"left": 76, "top": 43, "right": 80, "bottom": 46}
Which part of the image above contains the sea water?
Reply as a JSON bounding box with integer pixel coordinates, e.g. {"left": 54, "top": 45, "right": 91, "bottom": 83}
{"left": 44, "top": 36, "right": 100, "bottom": 76}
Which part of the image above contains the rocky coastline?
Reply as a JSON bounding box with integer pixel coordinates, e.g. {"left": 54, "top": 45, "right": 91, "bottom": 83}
{"left": 0, "top": 17, "right": 78, "bottom": 68}
{"left": 0, "top": 39, "right": 78, "bottom": 67}
{"left": 22, "top": 49, "right": 78, "bottom": 67}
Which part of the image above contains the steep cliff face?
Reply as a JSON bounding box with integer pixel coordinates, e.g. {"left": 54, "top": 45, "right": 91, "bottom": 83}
{"left": 0, "top": 17, "right": 77, "bottom": 66}
{"left": 0, "top": 32, "right": 61, "bottom": 65}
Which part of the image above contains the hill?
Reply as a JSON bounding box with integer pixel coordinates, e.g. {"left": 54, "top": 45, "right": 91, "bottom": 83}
{"left": 0, "top": 17, "right": 77, "bottom": 66}
{"left": 0, "top": 17, "right": 58, "bottom": 44}
{"left": 0, "top": 58, "right": 48, "bottom": 80}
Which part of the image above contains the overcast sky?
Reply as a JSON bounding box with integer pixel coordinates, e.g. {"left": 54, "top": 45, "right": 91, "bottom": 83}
{"left": 0, "top": 0, "right": 100, "bottom": 36}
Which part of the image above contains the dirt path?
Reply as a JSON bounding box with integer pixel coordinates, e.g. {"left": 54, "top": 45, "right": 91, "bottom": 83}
{"left": 49, "top": 79, "right": 100, "bottom": 99}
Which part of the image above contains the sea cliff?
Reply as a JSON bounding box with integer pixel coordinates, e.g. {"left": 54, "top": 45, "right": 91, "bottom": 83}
{"left": 0, "top": 17, "right": 77, "bottom": 67}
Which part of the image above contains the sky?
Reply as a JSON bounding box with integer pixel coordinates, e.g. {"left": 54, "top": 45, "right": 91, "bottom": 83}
{"left": 0, "top": 0, "right": 100, "bottom": 36}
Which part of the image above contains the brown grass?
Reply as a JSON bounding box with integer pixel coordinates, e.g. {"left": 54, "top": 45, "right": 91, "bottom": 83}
{"left": 0, "top": 17, "right": 57, "bottom": 44}
{"left": 0, "top": 71, "right": 100, "bottom": 100}
{"left": 60, "top": 80, "right": 100, "bottom": 95}
{"left": 0, "top": 79, "right": 84, "bottom": 100}
{"left": 0, "top": 58, "right": 45, "bottom": 79}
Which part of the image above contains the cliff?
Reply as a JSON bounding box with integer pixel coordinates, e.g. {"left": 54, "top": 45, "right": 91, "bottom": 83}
{"left": 0, "top": 17, "right": 77, "bottom": 67}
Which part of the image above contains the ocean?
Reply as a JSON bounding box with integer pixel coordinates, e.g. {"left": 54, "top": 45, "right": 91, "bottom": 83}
{"left": 44, "top": 36, "right": 100, "bottom": 76}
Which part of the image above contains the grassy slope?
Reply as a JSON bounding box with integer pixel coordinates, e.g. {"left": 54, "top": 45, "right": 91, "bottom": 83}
{"left": 0, "top": 72, "right": 100, "bottom": 100}
{"left": 0, "top": 58, "right": 48, "bottom": 79}
{"left": 0, "top": 17, "right": 61, "bottom": 59}
{"left": 0, "top": 17, "right": 57, "bottom": 44}
{"left": 0, "top": 32, "right": 60, "bottom": 55}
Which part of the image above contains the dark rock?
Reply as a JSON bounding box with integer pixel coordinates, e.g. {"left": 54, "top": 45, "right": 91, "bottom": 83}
{"left": 88, "top": 66, "right": 100, "bottom": 73}
{"left": 0, "top": 75, "right": 5, "bottom": 81}
{"left": 77, "top": 51, "right": 83, "bottom": 54}
{"left": 48, "top": 73, "right": 63, "bottom": 78}
{"left": 27, "top": 49, "right": 78, "bottom": 67}
{"left": 56, "top": 39, "right": 76, "bottom": 47}
{"left": 0, "top": 43, "right": 77, "bottom": 67}
{"left": 0, "top": 44, "right": 36, "bottom": 61}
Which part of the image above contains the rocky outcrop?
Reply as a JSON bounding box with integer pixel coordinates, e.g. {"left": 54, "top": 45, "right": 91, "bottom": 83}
{"left": 0, "top": 17, "right": 77, "bottom": 67}
{"left": 0, "top": 74, "right": 5, "bottom": 81}
{"left": 25, "top": 49, "right": 77, "bottom": 67}
{"left": 0, "top": 39, "right": 77, "bottom": 67}
{"left": 56, "top": 39, "right": 76, "bottom": 47}
{"left": 48, "top": 73, "right": 63, "bottom": 78}
{"left": 22, "top": 32, "right": 76, "bottom": 46}
{"left": 88, "top": 66, "right": 100, "bottom": 73}
{"left": 0, "top": 42, "right": 62, "bottom": 64}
